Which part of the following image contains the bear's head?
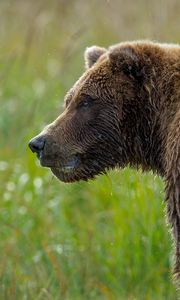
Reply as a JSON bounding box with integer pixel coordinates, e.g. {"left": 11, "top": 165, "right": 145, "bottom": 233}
{"left": 29, "top": 43, "right": 160, "bottom": 182}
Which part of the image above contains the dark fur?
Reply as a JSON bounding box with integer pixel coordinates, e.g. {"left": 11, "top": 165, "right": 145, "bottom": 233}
{"left": 29, "top": 41, "right": 180, "bottom": 284}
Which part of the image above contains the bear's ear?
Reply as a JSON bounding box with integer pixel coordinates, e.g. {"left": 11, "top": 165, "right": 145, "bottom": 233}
{"left": 84, "top": 46, "right": 107, "bottom": 69}
{"left": 109, "top": 45, "right": 144, "bottom": 80}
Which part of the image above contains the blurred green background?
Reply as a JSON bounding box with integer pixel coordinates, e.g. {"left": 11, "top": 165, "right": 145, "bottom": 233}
{"left": 0, "top": 0, "right": 180, "bottom": 299}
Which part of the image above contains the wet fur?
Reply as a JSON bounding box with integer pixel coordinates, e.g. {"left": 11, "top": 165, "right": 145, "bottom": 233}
{"left": 31, "top": 41, "right": 180, "bottom": 284}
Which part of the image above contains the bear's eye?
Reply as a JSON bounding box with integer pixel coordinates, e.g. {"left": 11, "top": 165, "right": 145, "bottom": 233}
{"left": 77, "top": 95, "right": 94, "bottom": 109}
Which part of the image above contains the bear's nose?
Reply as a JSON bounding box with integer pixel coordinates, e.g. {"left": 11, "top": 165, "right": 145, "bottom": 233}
{"left": 29, "top": 135, "right": 46, "bottom": 154}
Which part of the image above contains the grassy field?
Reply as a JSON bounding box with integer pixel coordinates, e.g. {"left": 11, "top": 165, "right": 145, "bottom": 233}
{"left": 0, "top": 0, "right": 180, "bottom": 299}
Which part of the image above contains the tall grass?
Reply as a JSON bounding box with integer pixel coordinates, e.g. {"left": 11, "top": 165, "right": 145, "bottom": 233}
{"left": 0, "top": 0, "right": 180, "bottom": 298}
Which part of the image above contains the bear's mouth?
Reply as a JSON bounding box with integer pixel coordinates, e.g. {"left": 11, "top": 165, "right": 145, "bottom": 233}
{"left": 49, "top": 154, "right": 97, "bottom": 182}
{"left": 37, "top": 152, "right": 81, "bottom": 180}
{"left": 39, "top": 151, "right": 112, "bottom": 183}
{"left": 50, "top": 167, "right": 75, "bottom": 182}
{"left": 50, "top": 155, "right": 109, "bottom": 183}
{"left": 49, "top": 155, "right": 81, "bottom": 182}
{"left": 50, "top": 164, "right": 81, "bottom": 182}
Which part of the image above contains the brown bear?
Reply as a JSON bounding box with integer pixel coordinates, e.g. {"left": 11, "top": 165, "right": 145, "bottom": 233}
{"left": 29, "top": 41, "right": 180, "bottom": 284}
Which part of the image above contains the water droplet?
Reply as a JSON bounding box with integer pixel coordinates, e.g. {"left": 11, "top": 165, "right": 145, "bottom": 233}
{"left": 6, "top": 182, "right": 16, "bottom": 191}
{"left": 19, "top": 173, "right": 29, "bottom": 185}
{"left": 0, "top": 161, "right": 8, "bottom": 171}
{"left": 33, "top": 177, "right": 43, "bottom": 189}
{"left": 18, "top": 206, "right": 27, "bottom": 215}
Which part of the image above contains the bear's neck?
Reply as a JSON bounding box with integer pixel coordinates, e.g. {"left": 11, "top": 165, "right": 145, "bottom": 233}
{"left": 121, "top": 57, "right": 179, "bottom": 176}
{"left": 120, "top": 100, "right": 165, "bottom": 176}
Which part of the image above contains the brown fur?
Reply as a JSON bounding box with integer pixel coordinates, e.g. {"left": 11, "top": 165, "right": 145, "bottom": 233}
{"left": 29, "top": 41, "right": 180, "bottom": 284}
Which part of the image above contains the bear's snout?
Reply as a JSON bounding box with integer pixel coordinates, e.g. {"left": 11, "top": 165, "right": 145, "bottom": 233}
{"left": 28, "top": 132, "right": 80, "bottom": 174}
{"left": 29, "top": 135, "right": 46, "bottom": 155}
{"left": 29, "top": 134, "right": 51, "bottom": 166}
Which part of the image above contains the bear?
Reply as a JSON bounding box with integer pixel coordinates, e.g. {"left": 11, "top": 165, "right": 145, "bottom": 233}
{"left": 29, "top": 41, "right": 180, "bottom": 284}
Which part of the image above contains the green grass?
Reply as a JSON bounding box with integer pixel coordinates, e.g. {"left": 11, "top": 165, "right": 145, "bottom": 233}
{"left": 0, "top": 161, "right": 178, "bottom": 299}
{"left": 0, "top": 1, "right": 180, "bottom": 299}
